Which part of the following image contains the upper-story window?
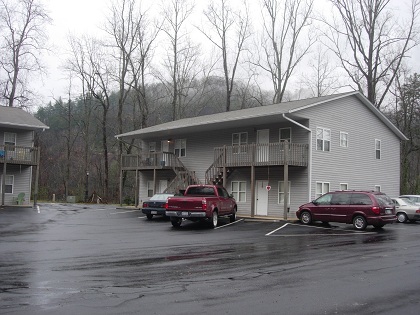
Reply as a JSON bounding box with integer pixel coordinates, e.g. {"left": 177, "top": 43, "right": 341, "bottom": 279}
{"left": 175, "top": 139, "right": 186, "bottom": 157}
{"left": 375, "top": 139, "right": 381, "bottom": 159}
{"left": 4, "top": 132, "right": 16, "bottom": 150}
{"left": 340, "top": 132, "right": 348, "bottom": 148}
{"left": 316, "top": 127, "right": 331, "bottom": 151}
{"left": 232, "top": 132, "right": 248, "bottom": 154}
{"left": 149, "top": 142, "right": 156, "bottom": 153}
{"left": 279, "top": 128, "right": 291, "bottom": 142}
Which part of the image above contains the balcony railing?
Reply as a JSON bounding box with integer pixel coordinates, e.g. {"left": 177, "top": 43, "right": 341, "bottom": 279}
{"left": 0, "top": 145, "right": 39, "bottom": 166}
{"left": 122, "top": 151, "right": 184, "bottom": 170}
{"left": 214, "top": 142, "right": 308, "bottom": 167}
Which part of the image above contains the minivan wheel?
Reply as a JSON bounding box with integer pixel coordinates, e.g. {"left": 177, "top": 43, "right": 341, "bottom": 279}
{"left": 397, "top": 212, "right": 407, "bottom": 223}
{"left": 353, "top": 215, "right": 367, "bottom": 230}
{"left": 300, "top": 211, "right": 312, "bottom": 225}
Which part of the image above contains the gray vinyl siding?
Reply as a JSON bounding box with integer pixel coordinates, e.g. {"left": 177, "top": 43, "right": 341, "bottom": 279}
{"left": 297, "top": 95, "right": 401, "bottom": 198}
{"left": 226, "top": 166, "right": 307, "bottom": 217}
{"left": 0, "top": 128, "right": 34, "bottom": 146}
{"left": 0, "top": 165, "right": 32, "bottom": 205}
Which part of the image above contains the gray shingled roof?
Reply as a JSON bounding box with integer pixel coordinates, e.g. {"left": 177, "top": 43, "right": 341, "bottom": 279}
{"left": 116, "top": 91, "right": 407, "bottom": 141}
{"left": 0, "top": 106, "right": 49, "bottom": 130}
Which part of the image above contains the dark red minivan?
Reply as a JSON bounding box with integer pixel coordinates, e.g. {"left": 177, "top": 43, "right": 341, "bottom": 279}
{"left": 296, "top": 190, "right": 396, "bottom": 230}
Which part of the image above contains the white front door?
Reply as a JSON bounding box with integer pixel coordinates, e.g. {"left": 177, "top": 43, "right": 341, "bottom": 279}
{"left": 257, "top": 129, "right": 269, "bottom": 162}
{"left": 255, "top": 180, "right": 269, "bottom": 216}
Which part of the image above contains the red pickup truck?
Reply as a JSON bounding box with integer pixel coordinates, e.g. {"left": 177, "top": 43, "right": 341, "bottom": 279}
{"left": 165, "top": 185, "right": 237, "bottom": 228}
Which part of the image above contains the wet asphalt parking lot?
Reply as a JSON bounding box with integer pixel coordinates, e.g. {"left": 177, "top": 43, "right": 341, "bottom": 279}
{"left": 1, "top": 203, "right": 420, "bottom": 315}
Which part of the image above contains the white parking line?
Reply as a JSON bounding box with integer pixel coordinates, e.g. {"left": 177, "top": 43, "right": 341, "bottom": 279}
{"left": 266, "top": 223, "right": 290, "bottom": 236}
{"left": 214, "top": 218, "right": 244, "bottom": 229}
{"left": 266, "top": 222, "right": 376, "bottom": 236}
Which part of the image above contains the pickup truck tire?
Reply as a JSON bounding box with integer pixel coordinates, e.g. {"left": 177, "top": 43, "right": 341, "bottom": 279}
{"left": 210, "top": 210, "right": 218, "bottom": 228}
{"left": 171, "top": 217, "right": 182, "bottom": 228}
{"left": 230, "top": 207, "right": 237, "bottom": 223}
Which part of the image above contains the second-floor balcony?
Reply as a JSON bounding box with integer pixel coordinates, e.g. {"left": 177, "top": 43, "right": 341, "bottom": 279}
{"left": 214, "top": 142, "right": 309, "bottom": 167}
{"left": 0, "top": 145, "right": 39, "bottom": 166}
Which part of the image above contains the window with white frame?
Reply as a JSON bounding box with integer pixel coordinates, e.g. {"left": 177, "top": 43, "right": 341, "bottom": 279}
{"left": 375, "top": 139, "right": 381, "bottom": 159}
{"left": 174, "top": 139, "right": 186, "bottom": 157}
{"left": 340, "top": 132, "right": 348, "bottom": 148}
{"left": 231, "top": 181, "right": 246, "bottom": 202}
{"left": 232, "top": 132, "right": 248, "bottom": 154}
{"left": 316, "top": 182, "right": 330, "bottom": 198}
{"left": 0, "top": 175, "right": 14, "bottom": 194}
{"left": 278, "top": 181, "right": 291, "bottom": 205}
{"left": 316, "top": 127, "right": 331, "bottom": 151}
{"left": 279, "top": 128, "right": 291, "bottom": 142}
{"left": 374, "top": 185, "right": 381, "bottom": 192}
{"left": 4, "top": 132, "right": 16, "bottom": 151}
{"left": 149, "top": 142, "right": 156, "bottom": 152}
{"left": 340, "top": 183, "right": 348, "bottom": 190}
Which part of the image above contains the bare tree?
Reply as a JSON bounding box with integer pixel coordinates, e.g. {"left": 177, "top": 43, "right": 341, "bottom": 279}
{"left": 159, "top": 0, "right": 201, "bottom": 121}
{"left": 301, "top": 45, "right": 341, "bottom": 97}
{"left": 199, "top": 0, "right": 251, "bottom": 112}
{"left": 66, "top": 35, "right": 115, "bottom": 198}
{"left": 322, "top": 0, "right": 420, "bottom": 108}
{"left": 0, "top": 0, "right": 51, "bottom": 107}
{"left": 254, "top": 0, "right": 315, "bottom": 104}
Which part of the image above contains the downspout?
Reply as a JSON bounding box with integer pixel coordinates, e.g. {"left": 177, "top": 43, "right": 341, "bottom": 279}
{"left": 282, "top": 113, "right": 312, "bottom": 202}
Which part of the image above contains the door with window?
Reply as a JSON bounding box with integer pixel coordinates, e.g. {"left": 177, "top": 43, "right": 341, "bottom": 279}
{"left": 161, "top": 141, "right": 170, "bottom": 166}
{"left": 257, "top": 129, "right": 269, "bottom": 163}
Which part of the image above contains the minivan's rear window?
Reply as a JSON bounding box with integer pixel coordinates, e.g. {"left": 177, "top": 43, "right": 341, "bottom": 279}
{"left": 375, "top": 194, "right": 393, "bottom": 207}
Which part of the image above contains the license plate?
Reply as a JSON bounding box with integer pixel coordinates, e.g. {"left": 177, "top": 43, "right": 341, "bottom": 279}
{"left": 182, "top": 212, "right": 189, "bottom": 216}
{"left": 151, "top": 211, "right": 157, "bottom": 214}
{"left": 385, "top": 209, "right": 392, "bottom": 214}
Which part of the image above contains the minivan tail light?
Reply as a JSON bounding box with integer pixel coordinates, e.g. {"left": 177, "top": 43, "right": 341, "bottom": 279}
{"left": 416, "top": 210, "right": 420, "bottom": 214}
{"left": 372, "top": 206, "right": 380, "bottom": 215}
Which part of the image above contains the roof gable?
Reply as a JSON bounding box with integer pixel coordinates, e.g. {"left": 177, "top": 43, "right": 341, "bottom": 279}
{"left": 0, "top": 106, "right": 49, "bottom": 130}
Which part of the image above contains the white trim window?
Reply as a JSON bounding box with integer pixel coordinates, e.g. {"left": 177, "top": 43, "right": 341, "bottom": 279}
{"left": 374, "top": 185, "right": 381, "bottom": 192}
{"left": 231, "top": 181, "right": 246, "bottom": 202}
{"left": 316, "top": 127, "right": 331, "bottom": 151}
{"left": 279, "top": 128, "right": 291, "bottom": 142}
{"left": 340, "top": 132, "right": 348, "bottom": 148}
{"left": 278, "top": 181, "right": 291, "bottom": 205}
{"left": 316, "top": 181, "right": 330, "bottom": 198}
{"left": 232, "top": 132, "right": 248, "bottom": 154}
{"left": 4, "top": 132, "right": 16, "bottom": 152}
{"left": 1, "top": 175, "right": 14, "bottom": 194}
{"left": 174, "top": 139, "right": 186, "bottom": 157}
{"left": 148, "top": 142, "right": 156, "bottom": 153}
{"left": 375, "top": 139, "right": 381, "bottom": 159}
{"left": 340, "top": 183, "right": 348, "bottom": 190}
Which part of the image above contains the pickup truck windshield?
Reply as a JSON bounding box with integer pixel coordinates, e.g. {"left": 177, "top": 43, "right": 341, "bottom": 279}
{"left": 186, "top": 187, "right": 216, "bottom": 196}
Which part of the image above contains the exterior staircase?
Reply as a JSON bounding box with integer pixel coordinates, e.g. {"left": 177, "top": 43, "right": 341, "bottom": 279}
{"left": 164, "top": 156, "right": 201, "bottom": 194}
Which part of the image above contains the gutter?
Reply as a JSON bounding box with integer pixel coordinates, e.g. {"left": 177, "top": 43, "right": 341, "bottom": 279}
{"left": 282, "top": 113, "right": 312, "bottom": 202}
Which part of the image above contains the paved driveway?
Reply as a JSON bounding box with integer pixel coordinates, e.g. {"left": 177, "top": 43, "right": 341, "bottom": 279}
{"left": 1, "top": 203, "right": 420, "bottom": 315}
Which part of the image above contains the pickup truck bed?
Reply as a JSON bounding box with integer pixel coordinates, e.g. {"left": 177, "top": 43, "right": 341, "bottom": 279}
{"left": 165, "top": 185, "right": 237, "bottom": 228}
